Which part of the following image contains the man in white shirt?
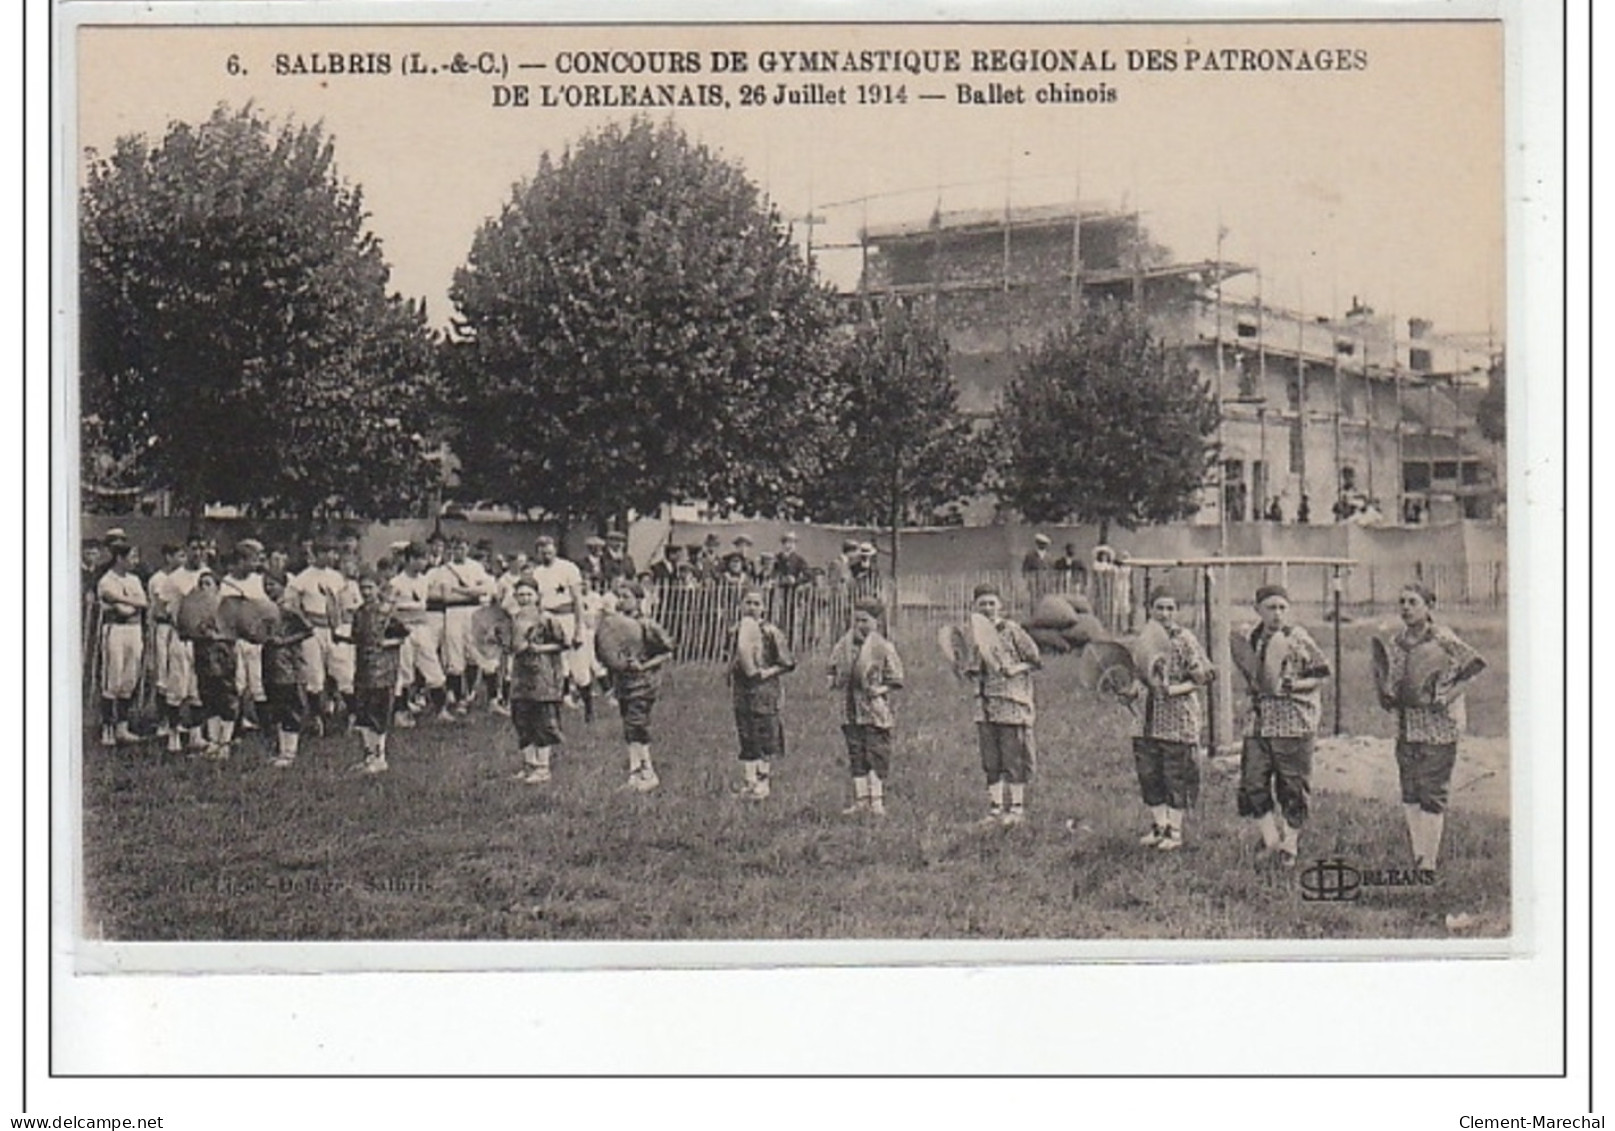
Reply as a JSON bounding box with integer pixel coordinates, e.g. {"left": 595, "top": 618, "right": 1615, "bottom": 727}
{"left": 221, "top": 539, "right": 269, "bottom": 730}
{"left": 427, "top": 534, "right": 496, "bottom": 716}
{"left": 530, "top": 534, "right": 587, "bottom": 700}
{"left": 95, "top": 540, "right": 147, "bottom": 746}
{"left": 287, "top": 541, "right": 356, "bottom": 727}
{"left": 146, "top": 543, "right": 185, "bottom": 742}
{"left": 389, "top": 542, "right": 447, "bottom": 723}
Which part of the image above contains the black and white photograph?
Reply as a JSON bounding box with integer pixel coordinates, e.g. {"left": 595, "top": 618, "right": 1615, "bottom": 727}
{"left": 34, "top": 0, "right": 1590, "bottom": 1107}
{"left": 64, "top": 14, "right": 1520, "bottom": 956}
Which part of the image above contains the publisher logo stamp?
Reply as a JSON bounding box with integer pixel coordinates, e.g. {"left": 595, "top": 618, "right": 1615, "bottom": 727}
{"left": 1299, "top": 858, "right": 1436, "bottom": 902}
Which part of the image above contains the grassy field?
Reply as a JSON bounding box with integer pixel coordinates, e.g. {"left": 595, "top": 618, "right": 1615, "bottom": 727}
{"left": 80, "top": 611, "right": 1509, "bottom": 942}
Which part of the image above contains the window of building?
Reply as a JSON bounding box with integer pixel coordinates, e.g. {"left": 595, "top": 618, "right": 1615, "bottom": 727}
{"left": 1433, "top": 461, "right": 1459, "bottom": 482}
{"left": 1461, "top": 461, "right": 1483, "bottom": 486}
{"left": 1234, "top": 353, "right": 1258, "bottom": 400}
{"left": 1340, "top": 466, "right": 1357, "bottom": 493}
{"left": 1223, "top": 459, "right": 1247, "bottom": 522}
{"left": 1289, "top": 418, "right": 1304, "bottom": 473}
{"left": 1237, "top": 318, "right": 1258, "bottom": 338}
{"left": 1404, "top": 462, "right": 1432, "bottom": 492}
{"left": 1409, "top": 347, "right": 1433, "bottom": 372}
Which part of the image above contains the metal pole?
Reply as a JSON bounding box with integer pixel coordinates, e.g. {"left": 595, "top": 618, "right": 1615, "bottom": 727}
{"left": 1331, "top": 565, "right": 1343, "bottom": 736}
{"left": 1393, "top": 311, "right": 1404, "bottom": 522}
{"left": 1202, "top": 565, "right": 1216, "bottom": 750}
{"left": 1211, "top": 561, "right": 1234, "bottom": 755}
{"left": 1216, "top": 222, "right": 1229, "bottom": 535}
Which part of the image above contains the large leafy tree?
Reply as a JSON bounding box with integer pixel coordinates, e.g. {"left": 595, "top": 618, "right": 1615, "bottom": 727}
{"left": 445, "top": 117, "right": 840, "bottom": 527}
{"left": 802, "top": 300, "right": 986, "bottom": 574}
{"left": 990, "top": 301, "right": 1219, "bottom": 543}
{"left": 80, "top": 104, "right": 440, "bottom": 524}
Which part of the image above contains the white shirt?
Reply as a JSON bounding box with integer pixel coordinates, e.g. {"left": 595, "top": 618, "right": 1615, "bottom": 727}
{"left": 98, "top": 569, "right": 148, "bottom": 620}
{"left": 288, "top": 566, "right": 346, "bottom": 621}
{"left": 168, "top": 566, "right": 204, "bottom": 598}
{"left": 530, "top": 558, "right": 583, "bottom": 613}
{"left": 427, "top": 558, "right": 494, "bottom": 606}
{"left": 219, "top": 571, "right": 267, "bottom": 602}
{"left": 389, "top": 571, "right": 433, "bottom": 624}
{"left": 148, "top": 568, "right": 182, "bottom": 620}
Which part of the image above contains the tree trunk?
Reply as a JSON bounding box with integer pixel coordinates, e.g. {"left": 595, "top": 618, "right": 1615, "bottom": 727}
{"left": 1098, "top": 517, "right": 1111, "bottom": 546}
{"left": 185, "top": 484, "right": 206, "bottom": 538}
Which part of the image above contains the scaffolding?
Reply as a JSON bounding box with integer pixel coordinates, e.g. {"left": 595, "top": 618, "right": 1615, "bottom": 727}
{"left": 847, "top": 196, "right": 1498, "bottom": 524}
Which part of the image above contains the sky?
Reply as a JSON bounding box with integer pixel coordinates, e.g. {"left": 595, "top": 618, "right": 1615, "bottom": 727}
{"left": 74, "top": 20, "right": 1505, "bottom": 339}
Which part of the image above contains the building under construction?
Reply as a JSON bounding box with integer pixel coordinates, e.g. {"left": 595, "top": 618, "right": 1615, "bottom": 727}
{"left": 856, "top": 204, "right": 1502, "bottom": 525}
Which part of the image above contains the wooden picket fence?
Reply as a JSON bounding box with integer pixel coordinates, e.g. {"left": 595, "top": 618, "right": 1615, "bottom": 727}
{"left": 79, "top": 557, "right": 1505, "bottom": 711}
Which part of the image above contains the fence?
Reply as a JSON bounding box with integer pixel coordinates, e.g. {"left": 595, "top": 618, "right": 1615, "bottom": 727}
{"left": 80, "top": 555, "right": 1505, "bottom": 706}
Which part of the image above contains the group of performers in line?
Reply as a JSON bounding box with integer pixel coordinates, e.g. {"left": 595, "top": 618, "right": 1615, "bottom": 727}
{"left": 91, "top": 525, "right": 1485, "bottom": 873}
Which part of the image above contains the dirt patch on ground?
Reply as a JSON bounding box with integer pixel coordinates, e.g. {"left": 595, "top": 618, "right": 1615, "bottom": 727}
{"left": 1311, "top": 734, "right": 1510, "bottom": 817}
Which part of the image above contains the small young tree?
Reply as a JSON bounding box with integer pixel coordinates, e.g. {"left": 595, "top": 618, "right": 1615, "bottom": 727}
{"left": 801, "top": 300, "right": 986, "bottom": 578}
{"left": 80, "top": 105, "right": 440, "bottom": 525}
{"left": 991, "top": 301, "right": 1219, "bottom": 543}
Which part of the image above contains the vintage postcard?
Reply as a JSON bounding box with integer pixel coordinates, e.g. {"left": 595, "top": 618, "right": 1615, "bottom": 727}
{"left": 57, "top": 2, "right": 1548, "bottom": 1002}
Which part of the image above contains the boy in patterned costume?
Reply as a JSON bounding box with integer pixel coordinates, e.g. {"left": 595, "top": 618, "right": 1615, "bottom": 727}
{"left": 261, "top": 571, "right": 314, "bottom": 769}
{"left": 728, "top": 587, "right": 796, "bottom": 800}
{"left": 603, "top": 580, "right": 675, "bottom": 792}
{"left": 1238, "top": 585, "right": 1332, "bottom": 868}
{"left": 337, "top": 572, "right": 409, "bottom": 774}
{"left": 967, "top": 583, "right": 1042, "bottom": 827}
{"left": 827, "top": 597, "right": 905, "bottom": 816}
{"left": 1128, "top": 592, "right": 1214, "bottom": 851}
{"left": 506, "top": 578, "right": 571, "bottom": 785}
{"left": 1378, "top": 583, "right": 1486, "bottom": 871}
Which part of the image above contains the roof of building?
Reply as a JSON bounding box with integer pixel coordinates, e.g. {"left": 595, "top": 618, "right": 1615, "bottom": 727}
{"left": 861, "top": 202, "right": 1135, "bottom": 244}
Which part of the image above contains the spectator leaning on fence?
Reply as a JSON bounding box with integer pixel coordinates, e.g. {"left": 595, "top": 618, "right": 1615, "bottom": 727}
{"left": 1022, "top": 533, "right": 1052, "bottom": 575}
{"left": 602, "top": 530, "right": 636, "bottom": 585}
{"left": 773, "top": 531, "right": 810, "bottom": 589}
{"left": 1237, "top": 584, "right": 1332, "bottom": 869}
{"left": 1378, "top": 583, "right": 1487, "bottom": 872}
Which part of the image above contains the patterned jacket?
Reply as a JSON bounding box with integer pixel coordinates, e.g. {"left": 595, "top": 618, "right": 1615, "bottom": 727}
{"left": 1385, "top": 620, "right": 1485, "bottom": 744}
{"left": 971, "top": 618, "right": 1042, "bottom": 727}
{"left": 727, "top": 618, "right": 796, "bottom": 716}
{"left": 827, "top": 630, "right": 906, "bottom": 729}
{"left": 1133, "top": 623, "right": 1213, "bottom": 745}
{"left": 1244, "top": 622, "right": 1331, "bottom": 738}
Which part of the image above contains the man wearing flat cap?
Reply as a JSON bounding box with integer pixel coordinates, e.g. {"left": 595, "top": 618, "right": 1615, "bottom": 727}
{"left": 580, "top": 536, "right": 607, "bottom": 591}
{"left": 601, "top": 530, "right": 636, "bottom": 586}
{"left": 1022, "top": 533, "right": 1052, "bottom": 574}
{"left": 726, "top": 533, "right": 758, "bottom": 583}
